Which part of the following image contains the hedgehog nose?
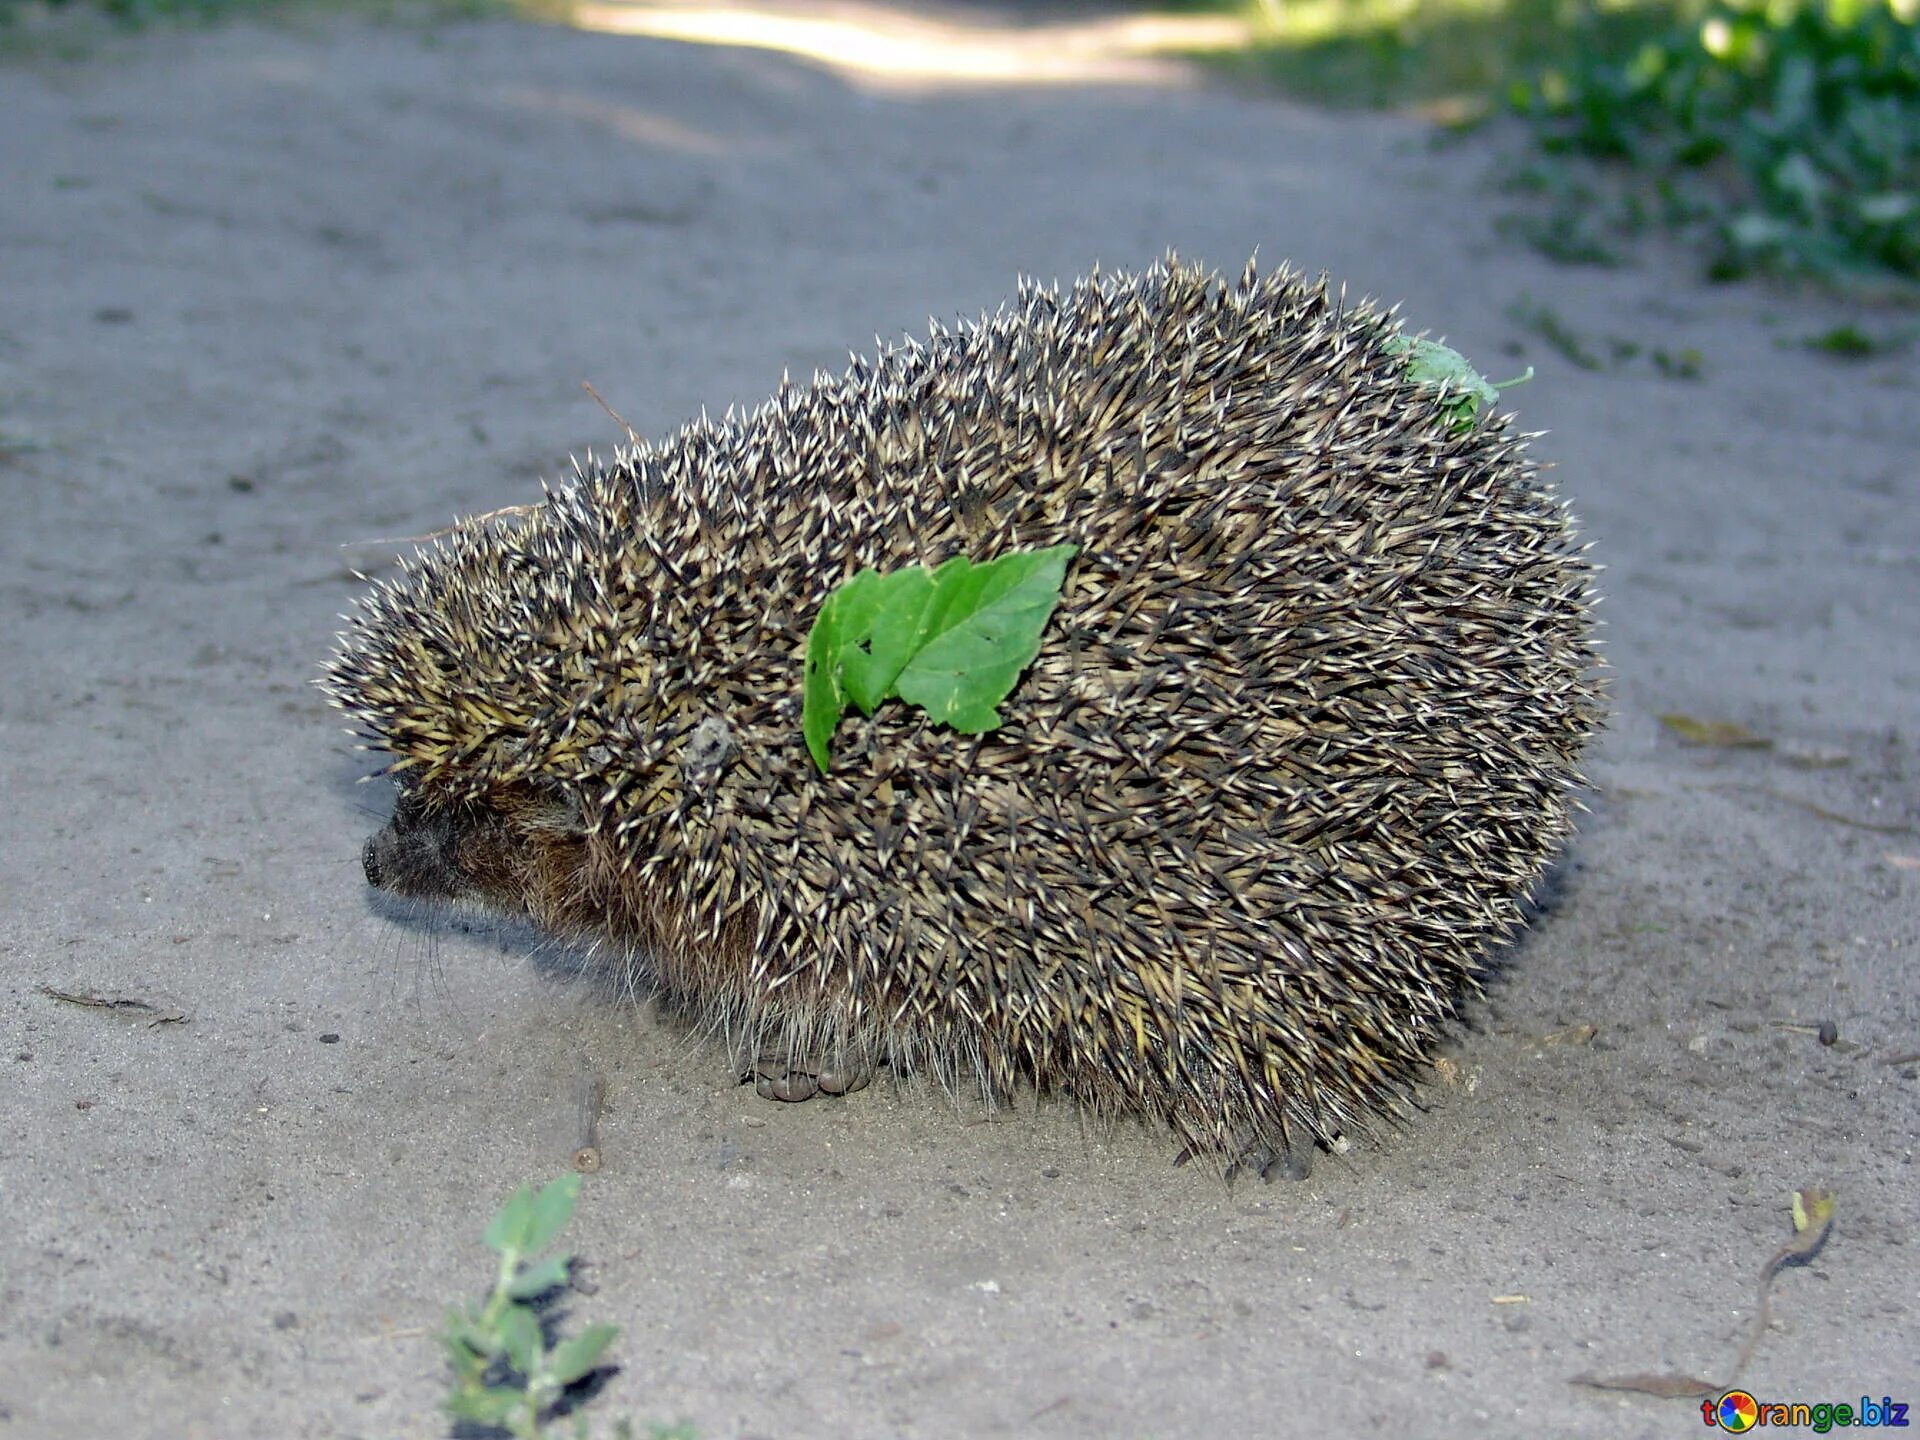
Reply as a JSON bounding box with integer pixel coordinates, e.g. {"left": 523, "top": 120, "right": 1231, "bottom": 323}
{"left": 362, "top": 835, "right": 383, "bottom": 889}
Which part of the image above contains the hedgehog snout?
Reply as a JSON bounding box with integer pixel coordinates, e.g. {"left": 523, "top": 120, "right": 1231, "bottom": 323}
{"left": 362, "top": 819, "right": 420, "bottom": 894}
{"left": 361, "top": 806, "right": 464, "bottom": 899}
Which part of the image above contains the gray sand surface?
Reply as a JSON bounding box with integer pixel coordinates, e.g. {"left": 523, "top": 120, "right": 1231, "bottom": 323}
{"left": 2, "top": 12, "right": 1915, "bottom": 1437}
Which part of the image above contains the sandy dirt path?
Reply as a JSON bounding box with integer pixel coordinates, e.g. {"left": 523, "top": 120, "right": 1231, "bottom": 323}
{"left": 2, "top": 12, "right": 1916, "bottom": 1437}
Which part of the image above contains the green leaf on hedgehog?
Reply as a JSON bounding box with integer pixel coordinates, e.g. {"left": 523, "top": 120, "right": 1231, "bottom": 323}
{"left": 1386, "top": 335, "right": 1533, "bottom": 434}
{"left": 803, "top": 544, "right": 1078, "bottom": 773}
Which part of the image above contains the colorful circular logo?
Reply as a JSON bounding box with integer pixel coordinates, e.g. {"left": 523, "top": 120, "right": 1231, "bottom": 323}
{"left": 1716, "top": 1391, "right": 1760, "bottom": 1432}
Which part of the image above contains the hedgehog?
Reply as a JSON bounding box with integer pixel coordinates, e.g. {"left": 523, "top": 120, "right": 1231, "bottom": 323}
{"left": 324, "top": 256, "right": 1602, "bottom": 1175}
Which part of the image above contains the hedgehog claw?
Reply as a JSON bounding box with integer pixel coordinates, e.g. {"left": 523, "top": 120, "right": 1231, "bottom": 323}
{"left": 753, "top": 1069, "right": 819, "bottom": 1102}
{"left": 750, "top": 1056, "right": 873, "bottom": 1103}
{"left": 812, "top": 1066, "right": 872, "bottom": 1096}
{"left": 1204, "top": 1133, "right": 1316, "bottom": 1183}
{"left": 1253, "top": 1137, "right": 1317, "bottom": 1182}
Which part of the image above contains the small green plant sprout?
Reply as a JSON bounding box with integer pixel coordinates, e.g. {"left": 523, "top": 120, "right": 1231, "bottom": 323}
{"left": 802, "top": 544, "right": 1077, "bottom": 773}
{"left": 1386, "top": 335, "right": 1534, "bottom": 433}
{"left": 440, "top": 1173, "right": 620, "bottom": 1439}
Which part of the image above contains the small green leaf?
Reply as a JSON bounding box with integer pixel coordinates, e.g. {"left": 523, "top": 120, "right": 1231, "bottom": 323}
{"left": 483, "top": 1182, "right": 537, "bottom": 1256}
{"left": 1808, "top": 324, "right": 1877, "bottom": 357}
{"left": 834, "top": 566, "right": 938, "bottom": 715}
{"left": 499, "top": 1303, "right": 542, "bottom": 1376}
{"left": 445, "top": 1385, "right": 529, "bottom": 1425}
{"left": 1386, "top": 335, "right": 1530, "bottom": 434}
{"left": 508, "top": 1252, "right": 574, "bottom": 1300}
{"left": 441, "top": 1305, "right": 498, "bottom": 1363}
{"left": 441, "top": 1337, "right": 490, "bottom": 1384}
{"left": 522, "top": 1172, "right": 581, "bottom": 1255}
{"left": 802, "top": 544, "right": 1077, "bottom": 772}
{"left": 547, "top": 1321, "right": 621, "bottom": 1386}
{"left": 894, "top": 549, "right": 1076, "bottom": 732}
{"left": 1388, "top": 335, "right": 1500, "bottom": 408}
{"left": 803, "top": 588, "right": 850, "bottom": 774}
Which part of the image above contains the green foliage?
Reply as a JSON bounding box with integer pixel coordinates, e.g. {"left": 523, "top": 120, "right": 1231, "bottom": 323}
{"left": 1510, "top": 0, "right": 1920, "bottom": 284}
{"left": 1807, "top": 319, "right": 1897, "bottom": 349}
{"left": 1169, "top": 0, "right": 1916, "bottom": 286}
{"left": 1501, "top": 293, "right": 1711, "bottom": 377}
{"left": 803, "top": 545, "right": 1077, "bottom": 774}
{"left": 1164, "top": 0, "right": 1694, "bottom": 111}
{"left": 3, "top": 0, "right": 272, "bottom": 22}
{"left": 0, "top": 0, "right": 497, "bottom": 31}
{"left": 440, "top": 1174, "right": 627, "bottom": 1440}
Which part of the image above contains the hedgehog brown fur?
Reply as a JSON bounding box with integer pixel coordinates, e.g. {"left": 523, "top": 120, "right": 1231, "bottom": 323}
{"left": 324, "top": 256, "right": 1603, "bottom": 1171}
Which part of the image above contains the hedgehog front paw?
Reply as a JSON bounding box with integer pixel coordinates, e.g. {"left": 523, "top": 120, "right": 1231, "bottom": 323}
{"left": 749, "top": 1055, "right": 874, "bottom": 1102}
{"left": 1229, "top": 1132, "right": 1318, "bottom": 1183}
{"left": 1177, "top": 1129, "right": 1319, "bottom": 1182}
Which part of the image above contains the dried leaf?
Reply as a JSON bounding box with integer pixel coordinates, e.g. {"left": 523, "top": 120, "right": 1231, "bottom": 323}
{"left": 1660, "top": 713, "right": 1772, "bottom": 748}
{"left": 1777, "top": 741, "right": 1851, "bottom": 769}
{"left": 35, "top": 984, "right": 189, "bottom": 1026}
{"left": 1729, "top": 1186, "right": 1837, "bottom": 1384}
{"left": 1569, "top": 1371, "right": 1720, "bottom": 1397}
{"left": 1543, "top": 1023, "right": 1598, "bottom": 1046}
{"left": 1571, "top": 1187, "right": 1839, "bottom": 1398}
{"left": 1759, "top": 788, "right": 1912, "bottom": 834}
